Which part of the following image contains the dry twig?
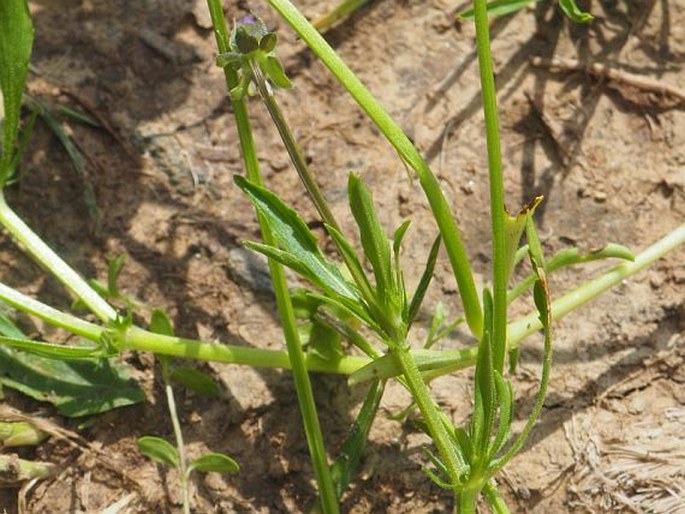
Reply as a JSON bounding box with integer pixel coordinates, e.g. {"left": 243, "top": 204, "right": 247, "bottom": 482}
{"left": 530, "top": 56, "right": 685, "bottom": 106}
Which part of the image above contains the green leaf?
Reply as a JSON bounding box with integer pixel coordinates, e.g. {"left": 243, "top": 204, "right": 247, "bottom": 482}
{"left": 24, "top": 97, "right": 99, "bottom": 224}
{"left": 261, "top": 56, "right": 293, "bottom": 89}
{"left": 170, "top": 366, "right": 219, "bottom": 397}
{"left": 329, "top": 380, "right": 384, "bottom": 499}
{"left": 107, "top": 254, "right": 127, "bottom": 296}
{"left": 508, "top": 242, "right": 634, "bottom": 303}
{"left": 392, "top": 220, "right": 411, "bottom": 257}
{"left": 188, "top": 452, "right": 240, "bottom": 474}
{"left": 0, "top": 344, "right": 143, "bottom": 417}
{"left": 150, "top": 308, "right": 174, "bottom": 337}
{"left": 348, "top": 174, "right": 393, "bottom": 300}
{"left": 0, "top": 335, "right": 102, "bottom": 359}
{"left": 137, "top": 436, "right": 180, "bottom": 469}
{"left": 235, "top": 176, "right": 357, "bottom": 300}
{"left": 558, "top": 0, "right": 593, "bottom": 23}
{"left": 306, "top": 291, "right": 379, "bottom": 334}
{"left": 324, "top": 223, "right": 375, "bottom": 306}
{"left": 458, "top": 0, "right": 541, "bottom": 20}
{"left": 0, "top": 0, "right": 34, "bottom": 183}
{"left": 259, "top": 32, "right": 278, "bottom": 53}
{"left": 407, "top": 235, "right": 440, "bottom": 327}
{"left": 489, "top": 251, "right": 553, "bottom": 475}
{"left": 0, "top": 313, "right": 143, "bottom": 417}
{"left": 489, "top": 371, "right": 513, "bottom": 456}
{"left": 234, "top": 28, "right": 259, "bottom": 54}
{"left": 525, "top": 212, "right": 546, "bottom": 269}
{"left": 216, "top": 51, "right": 241, "bottom": 68}
{"left": 472, "top": 289, "right": 496, "bottom": 457}
{"left": 503, "top": 196, "right": 542, "bottom": 285}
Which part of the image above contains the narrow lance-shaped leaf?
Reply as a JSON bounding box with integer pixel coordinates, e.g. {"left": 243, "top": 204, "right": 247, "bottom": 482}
{"left": 348, "top": 347, "right": 477, "bottom": 385}
{"left": 261, "top": 56, "right": 293, "bottom": 89}
{"left": 324, "top": 223, "right": 376, "bottom": 308}
{"left": 471, "top": 289, "right": 496, "bottom": 458}
{"left": 0, "top": 0, "right": 34, "bottom": 183}
{"left": 235, "top": 175, "right": 357, "bottom": 299}
{"left": 348, "top": 174, "right": 393, "bottom": 301}
{"left": 329, "top": 380, "right": 384, "bottom": 499}
{"left": 488, "top": 371, "right": 513, "bottom": 457}
{"left": 488, "top": 219, "right": 553, "bottom": 475}
{"left": 407, "top": 235, "right": 441, "bottom": 328}
{"left": 508, "top": 242, "right": 634, "bottom": 304}
{"left": 107, "top": 254, "right": 127, "bottom": 297}
{"left": 150, "top": 308, "right": 174, "bottom": 337}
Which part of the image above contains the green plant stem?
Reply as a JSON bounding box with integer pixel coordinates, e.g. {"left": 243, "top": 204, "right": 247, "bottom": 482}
{"left": 266, "top": 0, "right": 483, "bottom": 339}
{"left": 393, "top": 345, "right": 465, "bottom": 486}
{"left": 0, "top": 281, "right": 103, "bottom": 339}
{"left": 483, "top": 481, "right": 509, "bottom": 513}
{"left": 0, "top": 193, "right": 116, "bottom": 322}
{"left": 251, "top": 64, "right": 341, "bottom": 232}
{"left": 207, "top": 2, "right": 338, "bottom": 511}
{"left": 472, "top": 0, "right": 507, "bottom": 373}
{"left": 165, "top": 380, "right": 190, "bottom": 514}
{"left": 457, "top": 488, "right": 478, "bottom": 514}
{"left": 508, "top": 223, "right": 685, "bottom": 347}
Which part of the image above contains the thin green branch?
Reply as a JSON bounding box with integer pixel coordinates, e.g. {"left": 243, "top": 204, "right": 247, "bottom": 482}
{"left": 473, "top": 0, "right": 507, "bottom": 373}
{"left": 0, "top": 281, "right": 103, "bottom": 340}
{"left": 251, "top": 63, "right": 341, "bottom": 232}
{"left": 0, "top": 193, "right": 116, "bottom": 322}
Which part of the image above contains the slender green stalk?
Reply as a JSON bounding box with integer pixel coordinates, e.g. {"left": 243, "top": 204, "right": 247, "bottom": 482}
{"left": 483, "top": 482, "right": 510, "bottom": 513}
{"left": 393, "top": 345, "right": 465, "bottom": 486}
{"left": 164, "top": 378, "right": 190, "bottom": 514}
{"left": 472, "top": 0, "right": 507, "bottom": 373}
{"left": 266, "top": 0, "right": 483, "bottom": 339}
{"left": 0, "top": 281, "right": 103, "bottom": 339}
{"left": 0, "top": 280, "right": 371, "bottom": 372}
{"left": 249, "top": 64, "right": 387, "bottom": 321}
{"left": 250, "top": 63, "right": 341, "bottom": 232}
{"left": 0, "top": 193, "right": 116, "bottom": 322}
{"left": 508, "top": 223, "right": 685, "bottom": 347}
{"left": 457, "top": 488, "right": 478, "bottom": 514}
{"left": 207, "top": 3, "right": 338, "bottom": 511}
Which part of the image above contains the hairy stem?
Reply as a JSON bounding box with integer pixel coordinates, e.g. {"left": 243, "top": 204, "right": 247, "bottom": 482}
{"left": 394, "top": 345, "right": 465, "bottom": 486}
